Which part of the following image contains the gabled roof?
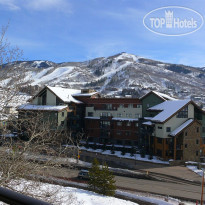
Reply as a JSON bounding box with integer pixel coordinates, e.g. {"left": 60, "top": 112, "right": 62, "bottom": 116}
{"left": 169, "top": 119, "right": 194, "bottom": 137}
{"left": 148, "top": 99, "right": 190, "bottom": 123}
{"left": 47, "top": 86, "right": 83, "bottom": 104}
{"left": 17, "top": 104, "right": 67, "bottom": 111}
{"left": 140, "top": 91, "right": 176, "bottom": 101}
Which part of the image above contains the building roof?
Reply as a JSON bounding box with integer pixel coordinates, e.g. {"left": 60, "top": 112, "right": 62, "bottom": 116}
{"left": 140, "top": 90, "right": 176, "bottom": 101}
{"left": 112, "top": 118, "right": 138, "bottom": 121}
{"left": 169, "top": 119, "right": 194, "bottom": 136}
{"left": 47, "top": 86, "right": 83, "bottom": 104}
{"left": 17, "top": 104, "right": 68, "bottom": 111}
{"left": 148, "top": 99, "right": 190, "bottom": 123}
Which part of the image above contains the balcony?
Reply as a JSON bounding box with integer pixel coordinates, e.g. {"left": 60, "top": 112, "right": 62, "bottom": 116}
{"left": 100, "top": 116, "right": 113, "bottom": 120}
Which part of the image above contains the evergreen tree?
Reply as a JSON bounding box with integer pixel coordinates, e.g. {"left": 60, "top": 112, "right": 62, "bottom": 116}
{"left": 98, "top": 163, "right": 116, "bottom": 196}
{"left": 88, "top": 158, "right": 101, "bottom": 191}
{"left": 88, "top": 159, "right": 116, "bottom": 196}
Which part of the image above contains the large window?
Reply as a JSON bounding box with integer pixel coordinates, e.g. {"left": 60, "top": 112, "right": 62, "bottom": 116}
{"left": 117, "top": 122, "right": 122, "bottom": 126}
{"left": 105, "top": 104, "right": 112, "bottom": 110}
{"left": 100, "top": 121, "right": 110, "bottom": 128}
{"left": 176, "top": 106, "right": 188, "bottom": 118}
{"left": 88, "top": 112, "right": 93, "bottom": 117}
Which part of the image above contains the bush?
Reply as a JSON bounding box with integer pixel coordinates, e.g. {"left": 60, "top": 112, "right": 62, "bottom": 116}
{"left": 85, "top": 141, "right": 89, "bottom": 149}
{"left": 102, "top": 143, "right": 106, "bottom": 152}
{"left": 130, "top": 146, "right": 136, "bottom": 157}
{"left": 121, "top": 148, "right": 126, "bottom": 156}
{"left": 140, "top": 149, "right": 145, "bottom": 158}
{"left": 111, "top": 145, "right": 115, "bottom": 154}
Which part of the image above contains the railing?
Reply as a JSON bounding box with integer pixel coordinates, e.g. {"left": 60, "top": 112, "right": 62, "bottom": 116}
{"left": 0, "top": 187, "right": 51, "bottom": 205}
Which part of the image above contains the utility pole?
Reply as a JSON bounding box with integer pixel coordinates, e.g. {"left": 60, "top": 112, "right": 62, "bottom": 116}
{"left": 201, "top": 171, "right": 204, "bottom": 205}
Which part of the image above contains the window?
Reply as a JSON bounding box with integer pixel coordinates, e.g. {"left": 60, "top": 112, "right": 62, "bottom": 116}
{"left": 135, "top": 114, "right": 140, "bottom": 118}
{"left": 158, "top": 126, "right": 162, "bottom": 129}
{"left": 126, "top": 113, "right": 129, "bottom": 117}
{"left": 119, "top": 104, "right": 124, "bottom": 108}
{"left": 128, "top": 104, "right": 133, "bottom": 108}
{"left": 185, "top": 131, "right": 188, "bottom": 136}
{"left": 176, "top": 106, "right": 188, "bottom": 118}
{"left": 129, "top": 114, "right": 132, "bottom": 117}
{"left": 157, "top": 138, "right": 162, "bottom": 144}
{"left": 100, "top": 121, "right": 110, "bottom": 128}
{"left": 166, "top": 127, "right": 171, "bottom": 132}
{"left": 105, "top": 104, "right": 112, "bottom": 110}
{"left": 101, "top": 112, "right": 111, "bottom": 117}
{"left": 197, "top": 127, "right": 199, "bottom": 133}
{"left": 147, "top": 104, "right": 150, "bottom": 108}
{"left": 137, "top": 104, "right": 141, "bottom": 108}
{"left": 117, "top": 113, "right": 122, "bottom": 117}
{"left": 62, "top": 112, "right": 64, "bottom": 117}
{"left": 185, "top": 144, "right": 187, "bottom": 148}
{"left": 117, "top": 131, "right": 121, "bottom": 136}
{"left": 202, "top": 127, "right": 205, "bottom": 133}
{"left": 61, "top": 121, "right": 64, "bottom": 126}
{"left": 196, "top": 139, "right": 199, "bottom": 144}
{"left": 117, "top": 122, "right": 122, "bottom": 126}
{"left": 135, "top": 123, "right": 138, "bottom": 127}
{"left": 127, "top": 122, "right": 131, "bottom": 126}
{"left": 88, "top": 112, "right": 93, "bottom": 117}
{"left": 196, "top": 151, "right": 199, "bottom": 156}
{"left": 125, "top": 131, "right": 130, "bottom": 136}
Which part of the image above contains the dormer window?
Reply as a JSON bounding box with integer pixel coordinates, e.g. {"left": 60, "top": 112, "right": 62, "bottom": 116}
{"left": 176, "top": 106, "right": 188, "bottom": 118}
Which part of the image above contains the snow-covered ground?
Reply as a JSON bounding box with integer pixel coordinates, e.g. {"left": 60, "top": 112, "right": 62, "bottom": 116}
{"left": 80, "top": 147, "right": 169, "bottom": 164}
{"left": 2, "top": 179, "right": 192, "bottom": 205}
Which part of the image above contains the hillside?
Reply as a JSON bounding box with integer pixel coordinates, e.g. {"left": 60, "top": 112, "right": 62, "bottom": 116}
{"left": 1, "top": 52, "right": 205, "bottom": 105}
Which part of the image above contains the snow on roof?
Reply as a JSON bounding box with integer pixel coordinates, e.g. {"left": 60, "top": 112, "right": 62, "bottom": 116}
{"left": 72, "top": 92, "right": 98, "bottom": 97}
{"left": 85, "top": 117, "right": 100, "bottom": 120}
{"left": 169, "top": 119, "right": 194, "bottom": 136}
{"left": 143, "top": 121, "right": 153, "bottom": 126}
{"left": 140, "top": 90, "right": 176, "bottom": 101}
{"left": 152, "top": 91, "right": 176, "bottom": 101}
{"left": 47, "top": 86, "right": 83, "bottom": 104}
{"left": 148, "top": 99, "right": 190, "bottom": 122}
{"left": 17, "top": 104, "right": 67, "bottom": 111}
{"left": 112, "top": 118, "right": 138, "bottom": 121}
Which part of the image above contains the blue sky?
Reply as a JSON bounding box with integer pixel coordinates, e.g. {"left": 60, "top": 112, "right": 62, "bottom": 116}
{"left": 0, "top": 0, "right": 205, "bottom": 67}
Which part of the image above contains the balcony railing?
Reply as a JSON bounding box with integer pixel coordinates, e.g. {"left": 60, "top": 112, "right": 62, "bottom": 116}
{"left": 0, "top": 187, "right": 50, "bottom": 205}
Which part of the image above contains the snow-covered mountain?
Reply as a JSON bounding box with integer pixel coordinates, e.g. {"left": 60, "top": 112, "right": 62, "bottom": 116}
{"left": 1, "top": 52, "right": 205, "bottom": 102}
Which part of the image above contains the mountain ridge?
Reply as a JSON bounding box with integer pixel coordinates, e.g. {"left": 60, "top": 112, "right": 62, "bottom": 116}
{"left": 1, "top": 52, "right": 205, "bottom": 105}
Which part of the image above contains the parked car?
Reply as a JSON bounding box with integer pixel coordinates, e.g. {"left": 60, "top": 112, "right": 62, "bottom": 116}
{"left": 78, "top": 169, "right": 89, "bottom": 180}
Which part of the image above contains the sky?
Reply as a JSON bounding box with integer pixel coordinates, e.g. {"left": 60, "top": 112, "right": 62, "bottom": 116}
{"left": 0, "top": 0, "right": 205, "bottom": 67}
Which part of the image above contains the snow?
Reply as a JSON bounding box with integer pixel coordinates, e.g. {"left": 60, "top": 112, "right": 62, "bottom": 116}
{"left": 80, "top": 147, "right": 169, "bottom": 164}
{"left": 18, "top": 104, "right": 67, "bottom": 111}
{"left": 142, "top": 121, "right": 153, "bottom": 126}
{"left": 115, "top": 53, "right": 139, "bottom": 62}
{"left": 85, "top": 117, "right": 100, "bottom": 119}
{"left": 148, "top": 99, "right": 190, "bottom": 122}
{"left": 32, "top": 66, "right": 74, "bottom": 85}
{"left": 169, "top": 119, "right": 194, "bottom": 136}
{"left": 47, "top": 86, "right": 83, "bottom": 104}
{"left": 187, "top": 165, "right": 204, "bottom": 177}
{"left": 112, "top": 118, "right": 138, "bottom": 121}
{"left": 72, "top": 92, "right": 98, "bottom": 97}
{"left": 152, "top": 91, "right": 176, "bottom": 101}
{"left": 4, "top": 178, "right": 188, "bottom": 205}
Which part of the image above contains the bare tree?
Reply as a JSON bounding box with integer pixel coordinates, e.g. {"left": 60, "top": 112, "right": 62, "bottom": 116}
{"left": 0, "top": 25, "right": 83, "bottom": 204}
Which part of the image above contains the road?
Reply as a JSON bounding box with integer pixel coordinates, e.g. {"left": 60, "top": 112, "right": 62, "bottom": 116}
{"left": 40, "top": 165, "right": 203, "bottom": 202}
